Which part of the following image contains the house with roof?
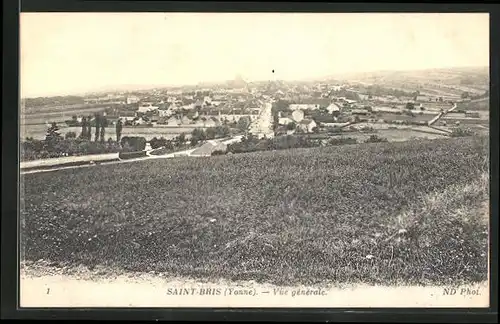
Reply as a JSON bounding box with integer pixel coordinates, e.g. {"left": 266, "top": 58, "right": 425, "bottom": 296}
{"left": 158, "top": 104, "right": 174, "bottom": 117}
{"left": 351, "top": 109, "right": 370, "bottom": 115}
{"left": 137, "top": 102, "right": 159, "bottom": 113}
{"left": 204, "top": 117, "right": 220, "bottom": 128}
{"left": 326, "top": 102, "right": 341, "bottom": 115}
{"left": 149, "top": 115, "right": 159, "bottom": 124}
{"left": 157, "top": 116, "right": 169, "bottom": 125}
{"left": 278, "top": 117, "right": 295, "bottom": 125}
{"left": 275, "top": 126, "right": 296, "bottom": 136}
{"left": 133, "top": 117, "right": 148, "bottom": 126}
{"left": 298, "top": 119, "right": 317, "bottom": 133}
{"left": 193, "top": 99, "right": 204, "bottom": 109}
{"left": 180, "top": 115, "right": 193, "bottom": 125}
{"left": 119, "top": 110, "right": 137, "bottom": 122}
{"left": 290, "top": 104, "right": 318, "bottom": 111}
{"left": 167, "top": 116, "right": 180, "bottom": 126}
{"left": 292, "top": 110, "right": 305, "bottom": 123}
{"left": 211, "top": 100, "right": 223, "bottom": 107}
{"left": 203, "top": 96, "right": 212, "bottom": 105}
{"left": 126, "top": 96, "right": 140, "bottom": 105}
{"left": 186, "top": 110, "right": 199, "bottom": 120}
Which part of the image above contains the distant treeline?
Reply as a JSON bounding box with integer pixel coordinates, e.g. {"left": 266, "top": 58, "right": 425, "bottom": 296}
{"left": 24, "top": 96, "right": 85, "bottom": 108}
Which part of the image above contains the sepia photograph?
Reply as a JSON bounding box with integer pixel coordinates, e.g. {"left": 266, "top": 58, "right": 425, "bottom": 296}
{"left": 19, "top": 12, "right": 490, "bottom": 308}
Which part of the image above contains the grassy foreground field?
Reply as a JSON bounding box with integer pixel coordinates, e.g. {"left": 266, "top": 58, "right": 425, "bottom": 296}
{"left": 20, "top": 136, "right": 489, "bottom": 286}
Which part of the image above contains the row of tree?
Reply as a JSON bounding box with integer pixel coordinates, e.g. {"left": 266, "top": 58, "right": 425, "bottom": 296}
{"left": 47, "top": 112, "right": 124, "bottom": 144}
{"left": 79, "top": 113, "right": 114, "bottom": 142}
{"left": 21, "top": 137, "right": 124, "bottom": 161}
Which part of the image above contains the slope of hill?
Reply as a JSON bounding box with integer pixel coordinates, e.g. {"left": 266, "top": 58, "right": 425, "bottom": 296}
{"left": 332, "top": 66, "right": 489, "bottom": 91}
{"left": 21, "top": 136, "right": 489, "bottom": 286}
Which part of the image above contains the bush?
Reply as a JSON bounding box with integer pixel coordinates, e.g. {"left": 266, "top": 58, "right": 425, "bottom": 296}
{"left": 450, "top": 128, "right": 476, "bottom": 137}
{"left": 119, "top": 151, "right": 147, "bottom": 160}
{"left": 19, "top": 138, "right": 124, "bottom": 161}
{"left": 65, "top": 132, "right": 77, "bottom": 139}
{"left": 365, "top": 135, "right": 388, "bottom": 143}
{"left": 121, "top": 136, "right": 147, "bottom": 151}
{"left": 211, "top": 150, "right": 227, "bottom": 156}
{"left": 328, "top": 137, "right": 357, "bottom": 146}
{"left": 150, "top": 137, "right": 168, "bottom": 149}
{"left": 206, "top": 127, "right": 217, "bottom": 140}
{"left": 214, "top": 125, "right": 231, "bottom": 138}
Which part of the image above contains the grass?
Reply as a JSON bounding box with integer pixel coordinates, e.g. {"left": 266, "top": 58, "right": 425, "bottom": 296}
{"left": 457, "top": 98, "right": 489, "bottom": 111}
{"left": 20, "top": 136, "right": 489, "bottom": 286}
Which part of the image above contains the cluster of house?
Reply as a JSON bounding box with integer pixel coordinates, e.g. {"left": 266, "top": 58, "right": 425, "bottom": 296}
{"left": 276, "top": 98, "right": 359, "bottom": 133}
{"left": 277, "top": 109, "right": 319, "bottom": 134}
{"left": 116, "top": 94, "right": 264, "bottom": 127}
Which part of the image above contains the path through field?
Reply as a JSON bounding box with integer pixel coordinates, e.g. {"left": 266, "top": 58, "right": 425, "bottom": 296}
{"left": 20, "top": 135, "right": 245, "bottom": 175}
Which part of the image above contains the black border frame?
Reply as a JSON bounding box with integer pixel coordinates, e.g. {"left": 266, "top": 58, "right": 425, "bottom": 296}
{"left": 2, "top": 1, "right": 499, "bottom": 322}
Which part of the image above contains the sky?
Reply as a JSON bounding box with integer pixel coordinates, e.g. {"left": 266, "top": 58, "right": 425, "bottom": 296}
{"left": 20, "top": 12, "right": 489, "bottom": 98}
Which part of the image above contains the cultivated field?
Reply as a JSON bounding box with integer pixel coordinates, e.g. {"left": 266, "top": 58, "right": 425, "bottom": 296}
{"left": 458, "top": 98, "right": 490, "bottom": 111}
{"left": 21, "top": 104, "right": 111, "bottom": 124}
{"left": 20, "top": 136, "right": 489, "bottom": 286}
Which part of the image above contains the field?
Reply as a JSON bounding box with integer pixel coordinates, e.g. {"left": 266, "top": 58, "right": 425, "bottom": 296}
{"left": 458, "top": 98, "right": 490, "bottom": 111}
{"left": 20, "top": 136, "right": 489, "bottom": 286}
{"left": 21, "top": 104, "right": 111, "bottom": 124}
{"left": 347, "top": 129, "right": 450, "bottom": 142}
{"left": 441, "top": 117, "right": 490, "bottom": 126}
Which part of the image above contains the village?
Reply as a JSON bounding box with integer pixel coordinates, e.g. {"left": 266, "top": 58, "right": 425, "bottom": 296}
{"left": 19, "top": 71, "right": 489, "bottom": 164}
{"left": 56, "top": 77, "right": 488, "bottom": 142}
{"left": 16, "top": 11, "right": 491, "bottom": 311}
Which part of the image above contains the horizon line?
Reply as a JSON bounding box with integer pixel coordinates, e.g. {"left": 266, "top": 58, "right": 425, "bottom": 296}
{"left": 21, "top": 65, "right": 489, "bottom": 99}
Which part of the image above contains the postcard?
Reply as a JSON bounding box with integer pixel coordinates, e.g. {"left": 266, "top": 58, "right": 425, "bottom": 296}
{"left": 19, "top": 12, "right": 490, "bottom": 308}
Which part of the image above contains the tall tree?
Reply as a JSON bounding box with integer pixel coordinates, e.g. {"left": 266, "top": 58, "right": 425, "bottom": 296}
{"left": 87, "top": 115, "right": 93, "bottom": 139}
{"left": 45, "top": 122, "right": 62, "bottom": 141}
{"left": 94, "top": 113, "right": 101, "bottom": 142}
{"left": 100, "top": 115, "right": 107, "bottom": 143}
{"left": 80, "top": 116, "right": 88, "bottom": 139}
{"left": 177, "top": 133, "right": 186, "bottom": 146}
{"left": 116, "top": 119, "right": 123, "bottom": 143}
{"left": 237, "top": 116, "right": 251, "bottom": 132}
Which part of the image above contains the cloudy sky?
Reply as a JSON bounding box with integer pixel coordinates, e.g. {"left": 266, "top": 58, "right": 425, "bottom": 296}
{"left": 20, "top": 12, "right": 489, "bottom": 98}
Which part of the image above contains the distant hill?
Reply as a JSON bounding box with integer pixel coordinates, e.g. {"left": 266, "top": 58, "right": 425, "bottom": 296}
{"left": 330, "top": 66, "right": 489, "bottom": 85}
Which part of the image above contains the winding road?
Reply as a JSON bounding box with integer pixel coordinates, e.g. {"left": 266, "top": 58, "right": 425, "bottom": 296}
{"left": 20, "top": 135, "right": 247, "bottom": 175}
{"left": 428, "top": 102, "right": 458, "bottom": 126}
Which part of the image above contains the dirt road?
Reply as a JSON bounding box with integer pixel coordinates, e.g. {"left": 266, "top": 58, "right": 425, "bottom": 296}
{"left": 428, "top": 103, "right": 458, "bottom": 126}
{"left": 20, "top": 135, "right": 246, "bottom": 175}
